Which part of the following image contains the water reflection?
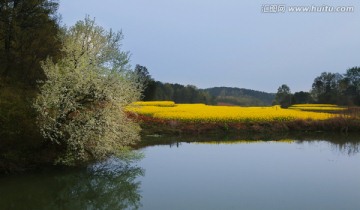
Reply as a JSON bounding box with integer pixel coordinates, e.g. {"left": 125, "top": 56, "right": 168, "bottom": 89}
{"left": 1, "top": 134, "right": 360, "bottom": 210}
{"left": 0, "top": 158, "right": 144, "bottom": 210}
{"left": 197, "top": 139, "right": 360, "bottom": 156}
{"left": 138, "top": 134, "right": 360, "bottom": 210}
{"left": 296, "top": 135, "right": 360, "bottom": 156}
{"left": 140, "top": 132, "right": 360, "bottom": 156}
{"left": 336, "top": 141, "right": 360, "bottom": 155}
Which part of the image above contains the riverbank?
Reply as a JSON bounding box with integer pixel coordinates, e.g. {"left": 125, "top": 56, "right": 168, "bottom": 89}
{"left": 129, "top": 113, "right": 360, "bottom": 135}
{"left": 2, "top": 116, "right": 359, "bottom": 175}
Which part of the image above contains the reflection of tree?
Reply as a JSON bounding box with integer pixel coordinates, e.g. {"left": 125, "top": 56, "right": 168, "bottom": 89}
{"left": 294, "top": 135, "right": 360, "bottom": 156}
{"left": 330, "top": 141, "right": 360, "bottom": 156}
{"left": 140, "top": 133, "right": 360, "bottom": 156}
{"left": 0, "top": 158, "right": 144, "bottom": 210}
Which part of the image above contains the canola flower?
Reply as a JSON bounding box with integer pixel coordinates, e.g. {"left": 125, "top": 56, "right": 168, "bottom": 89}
{"left": 289, "top": 104, "right": 345, "bottom": 112}
{"left": 126, "top": 101, "right": 337, "bottom": 123}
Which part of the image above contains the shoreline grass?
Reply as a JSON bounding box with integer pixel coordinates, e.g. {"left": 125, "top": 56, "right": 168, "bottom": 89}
{"left": 129, "top": 114, "right": 360, "bottom": 135}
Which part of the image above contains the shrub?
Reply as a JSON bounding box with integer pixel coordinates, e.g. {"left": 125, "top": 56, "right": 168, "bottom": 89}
{"left": 34, "top": 17, "right": 142, "bottom": 165}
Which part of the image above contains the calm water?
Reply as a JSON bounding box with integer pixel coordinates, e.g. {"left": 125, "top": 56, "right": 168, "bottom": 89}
{"left": 1, "top": 136, "right": 360, "bottom": 210}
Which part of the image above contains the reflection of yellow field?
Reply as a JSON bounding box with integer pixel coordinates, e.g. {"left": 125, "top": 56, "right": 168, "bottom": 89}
{"left": 289, "top": 104, "right": 345, "bottom": 112}
{"left": 126, "top": 101, "right": 337, "bottom": 123}
{"left": 194, "top": 139, "right": 295, "bottom": 145}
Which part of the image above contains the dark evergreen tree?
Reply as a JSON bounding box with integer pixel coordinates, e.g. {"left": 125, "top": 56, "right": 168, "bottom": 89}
{"left": 0, "top": 0, "right": 61, "bottom": 172}
{"left": 134, "top": 64, "right": 156, "bottom": 100}
{"left": 0, "top": 0, "right": 61, "bottom": 85}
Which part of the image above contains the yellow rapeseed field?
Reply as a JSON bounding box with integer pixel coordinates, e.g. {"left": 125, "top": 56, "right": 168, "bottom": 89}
{"left": 126, "top": 101, "right": 337, "bottom": 123}
{"left": 288, "top": 104, "right": 345, "bottom": 112}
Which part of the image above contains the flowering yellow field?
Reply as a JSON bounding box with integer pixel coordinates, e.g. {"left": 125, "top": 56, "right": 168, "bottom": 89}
{"left": 288, "top": 104, "right": 345, "bottom": 112}
{"left": 126, "top": 102, "right": 337, "bottom": 123}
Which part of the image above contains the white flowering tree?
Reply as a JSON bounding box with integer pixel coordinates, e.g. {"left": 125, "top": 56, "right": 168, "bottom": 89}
{"left": 34, "top": 17, "right": 142, "bottom": 165}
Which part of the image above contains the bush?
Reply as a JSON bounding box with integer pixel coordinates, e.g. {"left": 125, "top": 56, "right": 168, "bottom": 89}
{"left": 34, "top": 17, "right": 143, "bottom": 165}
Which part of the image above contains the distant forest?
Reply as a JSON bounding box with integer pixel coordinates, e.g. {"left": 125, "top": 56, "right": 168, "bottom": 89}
{"left": 137, "top": 65, "right": 360, "bottom": 107}
{"left": 135, "top": 65, "right": 275, "bottom": 106}
{"left": 205, "top": 87, "right": 275, "bottom": 106}
{"left": 142, "top": 82, "right": 274, "bottom": 106}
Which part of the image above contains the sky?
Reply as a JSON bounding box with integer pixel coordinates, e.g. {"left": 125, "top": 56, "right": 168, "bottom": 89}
{"left": 58, "top": 0, "right": 360, "bottom": 92}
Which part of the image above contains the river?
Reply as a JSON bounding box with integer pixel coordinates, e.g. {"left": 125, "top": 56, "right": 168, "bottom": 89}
{"left": 1, "top": 134, "right": 360, "bottom": 210}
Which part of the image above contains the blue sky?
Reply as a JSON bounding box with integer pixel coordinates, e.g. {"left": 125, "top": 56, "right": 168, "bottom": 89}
{"left": 59, "top": 0, "right": 360, "bottom": 92}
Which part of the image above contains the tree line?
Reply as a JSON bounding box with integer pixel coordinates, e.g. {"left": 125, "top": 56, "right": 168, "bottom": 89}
{"left": 205, "top": 87, "right": 274, "bottom": 106}
{"left": 275, "top": 67, "right": 360, "bottom": 107}
{"left": 135, "top": 65, "right": 275, "bottom": 106}
{"left": 135, "top": 65, "right": 214, "bottom": 104}
{"left": 138, "top": 63, "right": 360, "bottom": 108}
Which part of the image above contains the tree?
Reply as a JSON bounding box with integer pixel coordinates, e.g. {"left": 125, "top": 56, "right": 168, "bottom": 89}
{"left": 275, "top": 84, "right": 292, "bottom": 108}
{"left": 0, "top": 0, "right": 61, "bottom": 85}
{"left": 34, "top": 17, "right": 142, "bottom": 165}
{"left": 0, "top": 0, "right": 61, "bottom": 172}
{"left": 134, "top": 64, "right": 156, "bottom": 100}
{"left": 344, "top": 67, "right": 360, "bottom": 86}
{"left": 134, "top": 64, "right": 150, "bottom": 85}
{"left": 292, "top": 91, "right": 313, "bottom": 104}
{"left": 311, "top": 72, "right": 343, "bottom": 104}
{"left": 342, "top": 67, "right": 360, "bottom": 105}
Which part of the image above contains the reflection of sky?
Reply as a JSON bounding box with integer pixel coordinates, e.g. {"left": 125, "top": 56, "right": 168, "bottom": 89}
{"left": 59, "top": 0, "right": 360, "bottom": 92}
{"left": 138, "top": 140, "right": 360, "bottom": 210}
{"left": 0, "top": 139, "right": 359, "bottom": 209}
